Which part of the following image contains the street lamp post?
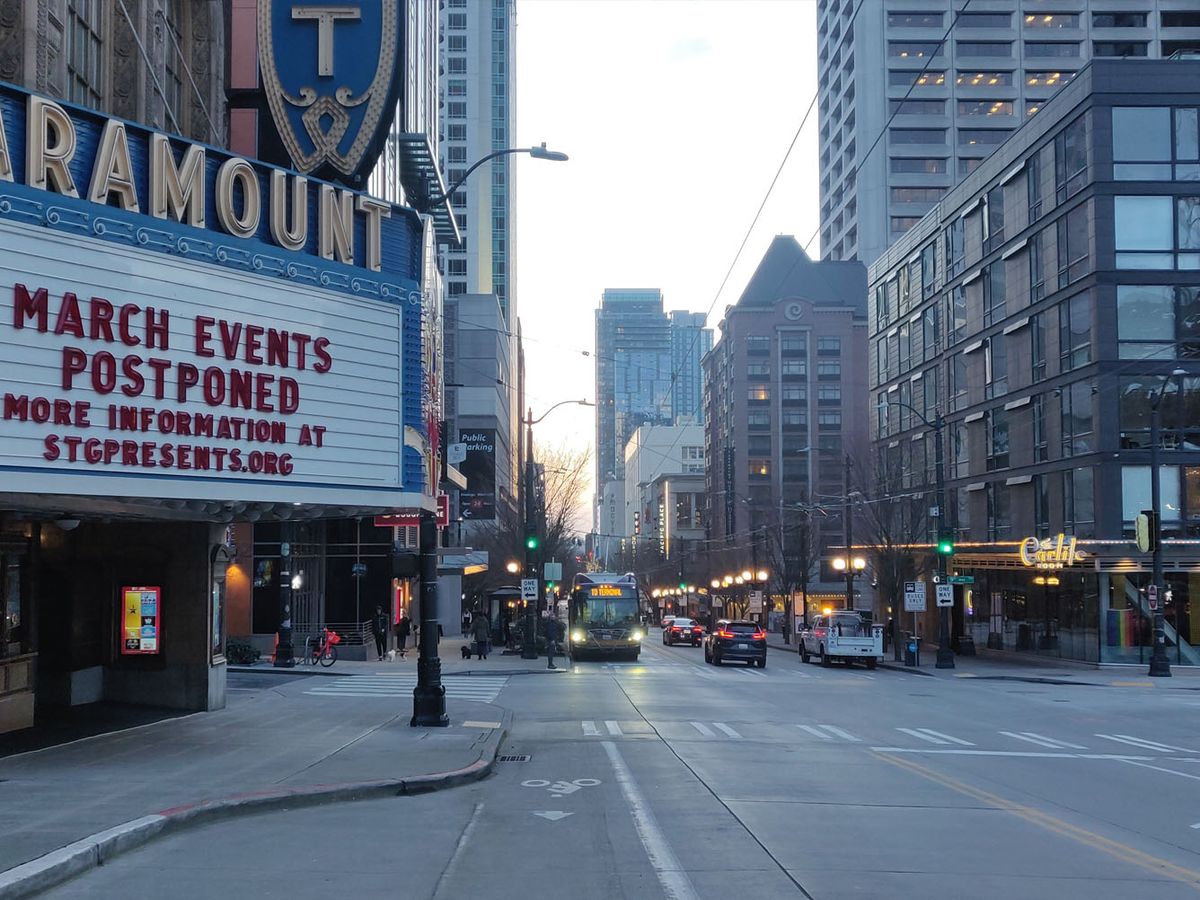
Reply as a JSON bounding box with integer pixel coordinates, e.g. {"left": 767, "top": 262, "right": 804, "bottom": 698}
{"left": 1148, "top": 369, "right": 1185, "bottom": 678}
{"left": 427, "top": 143, "right": 568, "bottom": 207}
{"left": 521, "top": 399, "right": 594, "bottom": 661}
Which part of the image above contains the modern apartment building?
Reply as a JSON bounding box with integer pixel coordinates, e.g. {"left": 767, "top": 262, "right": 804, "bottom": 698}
{"left": 818, "top": 0, "right": 1200, "bottom": 268}
{"left": 704, "top": 237, "right": 869, "bottom": 611}
{"left": 623, "top": 424, "right": 707, "bottom": 538}
{"left": 867, "top": 58, "right": 1200, "bottom": 665}
{"left": 594, "top": 290, "right": 714, "bottom": 528}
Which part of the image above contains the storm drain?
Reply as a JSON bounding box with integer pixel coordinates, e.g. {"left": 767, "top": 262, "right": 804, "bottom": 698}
{"left": 497, "top": 755, "right": 530, "bottom": 762}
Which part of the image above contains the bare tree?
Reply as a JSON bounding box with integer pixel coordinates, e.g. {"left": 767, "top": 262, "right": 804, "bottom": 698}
{"left": 763, "top": 499, "right": 819, "bottom": 644}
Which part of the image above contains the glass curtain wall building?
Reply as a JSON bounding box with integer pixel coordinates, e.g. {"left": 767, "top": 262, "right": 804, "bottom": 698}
{"left": 867, "top": 59, "right": 1200, "bottom": 665}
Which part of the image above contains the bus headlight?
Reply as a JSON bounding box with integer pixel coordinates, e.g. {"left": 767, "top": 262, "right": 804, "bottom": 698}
{"left": 572, "top": 630, "right": 585, "bottom": 643}
{"left": 631, "top": 629, "right": 644, "bottom": 641}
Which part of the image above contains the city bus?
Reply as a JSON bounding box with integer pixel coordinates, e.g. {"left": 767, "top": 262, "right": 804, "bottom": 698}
{"left": 568, "top": 572, "right": 645, "bottom": 661}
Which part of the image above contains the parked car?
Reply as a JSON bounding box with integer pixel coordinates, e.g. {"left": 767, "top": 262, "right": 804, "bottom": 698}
{"left": 704, "top": 619, "right": 766, "bottom": 667}
{"left": 663, "top": 617, "right": 703, "bottom": 646}
{"left": 799, "top": 611, "right": 882, "bottom": 668}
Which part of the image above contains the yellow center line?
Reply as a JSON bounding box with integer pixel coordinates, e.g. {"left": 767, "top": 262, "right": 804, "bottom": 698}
{"left": 874, "top": 750, "right": 1200, "bottom": 890}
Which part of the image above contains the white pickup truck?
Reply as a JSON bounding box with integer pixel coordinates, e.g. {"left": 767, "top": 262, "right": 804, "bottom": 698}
{"left": 799, "top": 612, "right": 883, "bottom": 669}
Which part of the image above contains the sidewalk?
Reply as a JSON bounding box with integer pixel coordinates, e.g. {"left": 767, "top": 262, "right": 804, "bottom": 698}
{"left": 766, "top": 637, "right": 1200, "bottom": 687}
{"left": 0, "top": 672, "right": 509, "bottom": 900}
{"left": 231, "top": 636, "right": 568, "bottom": 677}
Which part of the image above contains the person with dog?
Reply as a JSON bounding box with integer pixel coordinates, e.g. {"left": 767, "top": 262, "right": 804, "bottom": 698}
{"left": 471, "top": 612, "right": 491, "bottom": 660}
{"left": 394, "top": 612, "right": 412, "bottom": 659}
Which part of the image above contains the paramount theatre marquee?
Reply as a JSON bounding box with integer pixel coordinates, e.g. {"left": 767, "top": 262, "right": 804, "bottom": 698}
{"left": 0, "top": 79, "right": 431, "bottom": 515}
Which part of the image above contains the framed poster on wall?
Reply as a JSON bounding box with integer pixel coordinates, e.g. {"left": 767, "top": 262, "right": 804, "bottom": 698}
{"left": 121, "top": 586, "right": 162, "bottom": 655}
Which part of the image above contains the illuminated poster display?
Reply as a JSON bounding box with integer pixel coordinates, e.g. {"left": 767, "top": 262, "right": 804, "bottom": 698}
{"left": 121, "top": 585, "right": 162, "bottom": 655}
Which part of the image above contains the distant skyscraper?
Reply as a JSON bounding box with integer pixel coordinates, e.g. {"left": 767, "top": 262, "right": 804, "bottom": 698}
{"left": 817, "top": 1, "right": 1196, "bottom": 268}
{"left": 670, "top": 310, "right": 713, "bottom": 424}
{"left": 594, "top": 290, "right": 713, "bottom": 531}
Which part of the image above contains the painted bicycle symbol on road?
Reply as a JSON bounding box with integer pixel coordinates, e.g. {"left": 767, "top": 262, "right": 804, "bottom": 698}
{"left": 522, "top": 778, "right": 601, "bottom": 797}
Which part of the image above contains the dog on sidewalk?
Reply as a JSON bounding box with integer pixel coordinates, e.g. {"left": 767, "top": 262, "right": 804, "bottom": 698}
{"left": 384, "top": 649, "right": 396, "bottom": 662}
{"left": 460, "top": 644, "right": 472, "bottom": 659}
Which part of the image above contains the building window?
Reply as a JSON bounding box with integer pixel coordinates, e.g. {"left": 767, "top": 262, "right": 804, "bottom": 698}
{"left": 447, "top": 34, "right": 467, "bottom": 51}
{"left": 987, "top": 409, "right": 1010, "bottom": 470}
{"left": 446, "top": 123, "right": 467, "bottom": 141}
{"left": 748, "top": 459, "right": 771, "bottom": 479}
{"left": 1032, "top": 394, "right": 1049, "bottom": 462}
{"left": 447, "top": 13, "right": 467, "bottom": 28}
{"left": 949, "top": 352, "right": 968, "bottom": 411}
{"left": 1063, "top": 467, "right": 1095, "bottom": 537}
{"left": 959, "top": 129, "right": 1010, "bottom": 147}
{"left": 890, "top": 157, "right": 947, "bottom": 174}
{"left": 1025, "top": 42, "right": 1080, "bottom": 58}
{"left": 1031, "top": 312, "right": 1048, "bottom": 381}
{"left": 67, "top": 0, "right": 105, "bottom": 108}
{"left": 817, "top": 361, "right": 841, "bottom": 378}
{"left": 782, "top": 410, "right": 807, "bottom": 427}
{"left": 1060, "top": 380, "right": 1095, "bottom": 456}
{"left": 888, "top": 42, "right": 943, "bottom": 58}
{"left": 748, "top": 411, "right": 770, "bottom": 428}
{"left": 1025, "top": 12, "right": 1079, "bottom": 28}
{"left": 1112, "top": 107, "right": 1200, "bottom": 182}
{"left": 447, "top": 102, "right": 466, "bottom": 119}
{"left": 898, "top": 265, "right": 912, "bottom": 314}
{"left": 782, "top": 359, "right": 807, "bottom": 377}
{"left": 987, "top": 482, "right": 1012, "bottom": 539}
{"left": 956, "top": 71, "right": 1013, "bottom": 87}
{"left": 876, "top": 339, "right": 889, "bottom": 384}
{"left": 944, "top": 218, "right": 965, "bottom": 277}
{"left": 747, "top": 363, "right": 770, "bottom": 378}
{"left": 818, "top": 412, "right": 842, "bottom": 429}
{"left": 890, "top": 99, "right": 946, "bottom": 116}
{"left": 891, "top": 216, "right": 924, "bottom": 235}
{"left": 1056, "top": 205, "right": 1089, "bottom": 287}
{"left": 1029, "top": 229, "right": 1046, "bottom": 301}
{"left": 1117, "top": 285, "right": 1200, "bottom": 360}
{"left": 748, "top": 386, "right": 770, "bottom": 402}
{"left": 982, "top": 184, "right": 1005, "bottom": 253}
{"left": 1058, "top": 294, "right": 1092, "bottom": 371}
{"left": 783, "top": 385, "right": 807, "bottom": 403}
{"left": 1093, "top": 41, "right": 1148, "bottom": 57}
{"left": 446, "top": 258, "right": 467, "bottom": 276}
{"left": 958, "top": 158, "right": 986, "bottom": 177}
{"left": 946, "top": 284, "right": 967, "bottom": 347}
{"left": 889, "top": 70, "right": 946, "bottom": 87}
{"left": 1093, "top": 12, "right": 1145, "bottom": 27}
{"left": 923, "top": 304, "right": 940, "bottom": 360}
{"left": 958, "top": 100, "right": 1014, "bottom": 117}
{"left": 746, "top": 336, "right": 770, "bottom": 355}
{"left": 892, "top": 187, "right": 946, "bottom": 204}
{"left": 983, "top": 262, "right": 1006, "bottom": 327}
{"left": 921, "top": 242, "right": 937, "bottom": 297}
{"left": 817, "top": 337, "right": 841, "bottom": 355}
{"left": 781, "top": 334, "right": 806, "bottom": 354}
{"left": 985, "top": 334, "right": 1008, "bottom": 399}
{"left": 891, "top": 129, "right": 947, "bottom": 145}
{"left": 1026, "top": 152, "right": 1042, "bottom": 222}
{"left": 951, "top": 421, "right": 969, "bottom": 478}
{"left": 888, "top": 12, "right": 943, "bottom": 27}
{"left": 957, "top": 42, "right": 1012, "bottom": 57}
{"left": 446, "top": 56, "right": 467, "bottom": 74}
{"left": 818, "top": 386, "right": 841, "bottom": 405}
{"left": 1054, "top": 116, "right": 1087, "bottom": 202}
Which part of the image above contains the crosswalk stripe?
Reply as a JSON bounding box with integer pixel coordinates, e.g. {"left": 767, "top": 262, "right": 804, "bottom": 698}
{"left": 582, "top": 721, "right": 600, "bottom": 736}
{"left": 898, "top": 727, "right": 952, "bottom": 745}
{"left": 1001, "top": 731, "right": 1087, "bottom": 750}
{"left": 818, "top": 724, "right": 861, "bottom": 742}
{"left": 797, "top": 725, "right": 833, "bottom": 741}
{"left": 916, "top": 728, "right": 974, "bottom": 746}
{"left": 690, "top": 721, "right": 715, "bottom": 737}
{"left": 605, "top": 720, "right": 623, "bottom": 736}
{"left": 1097, "top": 733, "right": 1192, "bottom": 753}
{"left": 713, "top": 723, "right": 742, "bottom": 739}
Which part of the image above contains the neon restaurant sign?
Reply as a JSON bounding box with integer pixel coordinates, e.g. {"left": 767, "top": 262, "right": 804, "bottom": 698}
{"left": 1019, "top": 534, "right": 1088, "bottom": 570}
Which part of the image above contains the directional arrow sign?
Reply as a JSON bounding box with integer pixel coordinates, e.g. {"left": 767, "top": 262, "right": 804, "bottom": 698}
{"left": 532, "top": 811, "right": 573, "bottom": 821}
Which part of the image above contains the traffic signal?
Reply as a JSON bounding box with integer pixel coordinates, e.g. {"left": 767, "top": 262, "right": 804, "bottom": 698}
{"left": 678, "top": 582, "right": 686, "bottom": 591}
{"left": 1135, "top": 510, "right": 1159, "bottom": 553}
{"left": 937, "top": 536, "right": 954, "bottom": 556}
{"left": 525, "top": 535, "right": 539, "bottom": 550}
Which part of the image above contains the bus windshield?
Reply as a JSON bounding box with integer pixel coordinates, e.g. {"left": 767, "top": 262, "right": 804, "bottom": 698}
{"left": 574, "top": 590, "right": 639, "bottom": 627}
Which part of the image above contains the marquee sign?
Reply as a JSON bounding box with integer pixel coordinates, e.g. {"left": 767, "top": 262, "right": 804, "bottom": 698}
{"left": 257, "top": 1, "right": 403, "bottom": 185}
{"left": 1019, "top": 534, "right": 1088, "bottom": 570}
{"left": 0, "top": 79, "right": 432, "bottom": 508}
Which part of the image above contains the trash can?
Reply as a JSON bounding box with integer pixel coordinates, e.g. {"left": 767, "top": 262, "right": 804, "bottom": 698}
{"left": 904, "top": 635, "right": 920, "bottom": 667}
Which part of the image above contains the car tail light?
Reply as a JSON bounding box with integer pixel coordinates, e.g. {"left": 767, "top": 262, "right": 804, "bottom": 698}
{"left": 671, "top": 626, "right": 681, "bottom": 632}
{"left": 717, "top": 630, "right": 734, "bottom": 639}
{"left": 692, "top": 627, "right": 702, "bottom": 632}
{"left": 753, "top": 630, "right": 765, "bottom": 640}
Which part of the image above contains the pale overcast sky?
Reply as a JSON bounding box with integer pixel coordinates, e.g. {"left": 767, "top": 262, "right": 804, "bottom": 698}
{"left": 513, "top": 0, "right": 820, "bottom": 507}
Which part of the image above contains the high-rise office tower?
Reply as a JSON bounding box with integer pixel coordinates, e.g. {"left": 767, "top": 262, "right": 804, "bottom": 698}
{"left": 670, "top": 310, "right": 714, "bottom": 424}
{"left": 594, "top": 290, "right": 714, "bottom": 531}
{"left": 817, "top": 1, "right": 1200, "bottom": 268}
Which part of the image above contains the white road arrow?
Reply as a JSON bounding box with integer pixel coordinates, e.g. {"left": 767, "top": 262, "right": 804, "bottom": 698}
{"left": 532, "top": 811, "right": 573, "bottom": 821}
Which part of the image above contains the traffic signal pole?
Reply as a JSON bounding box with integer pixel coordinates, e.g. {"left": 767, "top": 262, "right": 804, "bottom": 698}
{"left": 522, "top": 409, "right": 539, "bottom": 660}
{"left": 934, "top": 411, "right": 954, "bottom": 670}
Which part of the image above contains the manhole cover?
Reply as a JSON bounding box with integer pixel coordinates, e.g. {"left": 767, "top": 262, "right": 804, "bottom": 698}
{"left": 498, "top": 755, "right": 530, "bottom": 762}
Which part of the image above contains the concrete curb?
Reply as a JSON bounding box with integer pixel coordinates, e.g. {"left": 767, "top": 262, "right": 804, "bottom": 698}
{"left": 0, "top": 712, "right": 511, "bottom": 900}
{"left": 875, "top": 661, "right": 936, "bottom": 677}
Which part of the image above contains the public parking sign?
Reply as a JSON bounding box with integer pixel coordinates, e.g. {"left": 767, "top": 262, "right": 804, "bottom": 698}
{"left": 936, "top": 584, "right": 954, "bottom": 607}
{"left": 521, "top": 579, "right": 538, "bottom": 601}
{"left": 904, "top": 581, "right": 927, "bottom": 612}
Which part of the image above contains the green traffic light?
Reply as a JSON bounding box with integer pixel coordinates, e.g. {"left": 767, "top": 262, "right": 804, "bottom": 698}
{"left": 525, "top": 536, "right": 539, "bottom": 550}
{"left": 937, "top": 539, "right": 954, "bottom": 555}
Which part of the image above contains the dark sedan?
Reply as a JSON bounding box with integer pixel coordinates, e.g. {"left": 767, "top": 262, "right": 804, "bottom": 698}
{"left": 663, "top": 617, "right": 703, "bottom": 646}
{"left": 704, "top": 619, "right": 766, "bottom": 667}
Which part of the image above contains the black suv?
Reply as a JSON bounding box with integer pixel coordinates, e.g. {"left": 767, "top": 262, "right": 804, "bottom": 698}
{"left": 704, "top": 619, "right": 767, "bottom": 668}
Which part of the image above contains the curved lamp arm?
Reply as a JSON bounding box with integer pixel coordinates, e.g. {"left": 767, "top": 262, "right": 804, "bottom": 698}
{"left": 430, "top": 143, "right": 568, "bottom": 205}
{"left": 529, "top": 398, "right": 594, "bottom": 426}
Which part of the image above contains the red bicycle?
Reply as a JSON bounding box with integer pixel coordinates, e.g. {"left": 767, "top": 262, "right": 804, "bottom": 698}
{"left": 305, "top": 627, "right": 341, "bottom": 667}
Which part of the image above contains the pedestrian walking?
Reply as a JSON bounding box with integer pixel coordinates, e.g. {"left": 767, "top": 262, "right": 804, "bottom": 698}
{"left": 545, "top": 615, "right": 562, "bottom": 670}
{"left": 471, "top": 612, "right": 491, "bottom": 660}
{"left": 395, "top": 612, "right": 412, "bottom": 659}
{"left": 461, "top": 611, "right": 471, "bottom": 637}
{"left": 371, "top": 605, "right": 388, "bottom": 661}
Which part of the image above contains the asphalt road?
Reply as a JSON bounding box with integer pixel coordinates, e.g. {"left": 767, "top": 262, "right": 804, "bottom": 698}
{"left": 38, "top": 634, "right": 1200, "bottom": 899}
